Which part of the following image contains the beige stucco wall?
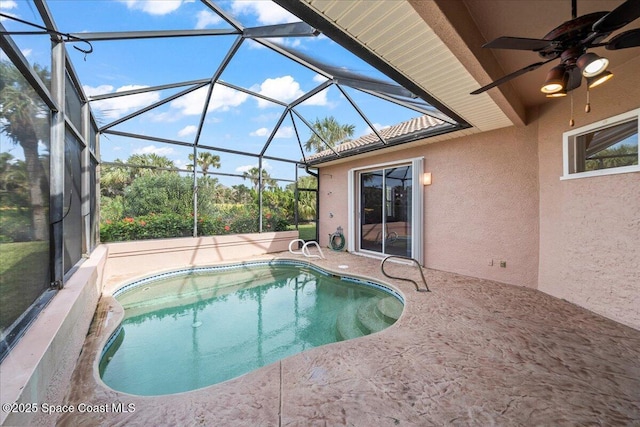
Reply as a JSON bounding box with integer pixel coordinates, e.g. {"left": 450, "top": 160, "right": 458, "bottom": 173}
{"left": 318, "top": 123, "right": 540, "bottom": 289}
{"left": 537, "top": 56, "right": 640, "bottom": 330}
{"left": 317, "top": 55, "right": 640, "bottom": 330}
{"left": 102, "top": 231, "right": 298, "bottom": 289}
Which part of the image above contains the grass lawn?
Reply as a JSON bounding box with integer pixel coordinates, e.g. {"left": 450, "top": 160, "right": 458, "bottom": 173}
{"left": 0, "top": 241, "right": 49, "bottom": 332}
{"left": 288, "top": 223, "right": 317, "bottom": 242}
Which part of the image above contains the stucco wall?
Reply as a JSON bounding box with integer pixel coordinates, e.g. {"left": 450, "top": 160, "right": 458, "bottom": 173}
{"left": 102, "top": 231, "right": 298, "bottom": 289}
{"left": 318, "top": 123, "right": 540, "bottom": 288}
{"left": 537, "top": 56, "right": 640, "bottom": 330}
{"left": 317, "top": 56, "right": 639, "bottom": 330}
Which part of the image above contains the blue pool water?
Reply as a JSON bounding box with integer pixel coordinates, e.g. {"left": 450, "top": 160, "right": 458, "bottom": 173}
{"left": 99, "top": 260, "right": 403, "bottom": 396}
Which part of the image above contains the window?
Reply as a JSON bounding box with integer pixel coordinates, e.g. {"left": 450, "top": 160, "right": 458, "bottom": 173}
{"left": 563, "top": 108, "right": 639, "bottom": 179}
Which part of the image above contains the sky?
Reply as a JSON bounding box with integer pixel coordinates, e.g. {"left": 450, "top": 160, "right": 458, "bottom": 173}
{"left": 1, "top": 0, "right": 427, "bottom": 186}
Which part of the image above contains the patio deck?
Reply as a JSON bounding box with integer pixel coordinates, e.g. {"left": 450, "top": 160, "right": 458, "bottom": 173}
{"left": 58, "top": 251, "right": 640, "bottom": 426}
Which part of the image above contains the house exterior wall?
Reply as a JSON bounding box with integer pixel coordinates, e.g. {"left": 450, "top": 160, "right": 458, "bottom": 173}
{"left": 318, "top": 123, "right": 540, "bottom": 289}
{"left": 537, "top": 56, "right": 640, "bottom": 330}
{"left": 317, "top": 56, "right": 640, "bottom": 330}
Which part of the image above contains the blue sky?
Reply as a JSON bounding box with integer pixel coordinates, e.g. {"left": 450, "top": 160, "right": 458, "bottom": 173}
{"left": 1, "top": 0, "right": 424, "bottom": 186}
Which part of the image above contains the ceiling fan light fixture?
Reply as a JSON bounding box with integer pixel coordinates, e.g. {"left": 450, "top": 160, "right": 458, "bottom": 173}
{"left": 541, "top": 65, "right": 567, "bottom": 94}
{"left": 577, "top": 52, "right": 609, "bottom": 77}
{"left": 546, "top": 90, "right": 567, "bottom": 98}
{"left": 587, "top": 70, "right": 613, "bottom": 89}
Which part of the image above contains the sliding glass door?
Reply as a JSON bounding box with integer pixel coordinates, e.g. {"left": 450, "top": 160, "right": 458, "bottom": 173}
{"left": 359, "top": 165, "right": 412, "bottom": 257}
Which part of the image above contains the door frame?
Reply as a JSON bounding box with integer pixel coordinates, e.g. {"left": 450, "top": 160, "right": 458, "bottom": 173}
{"left": 347, "top": 157, "right": 423, "bottom": 263}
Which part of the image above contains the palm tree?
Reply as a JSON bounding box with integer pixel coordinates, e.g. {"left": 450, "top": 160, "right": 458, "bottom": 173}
{"left": 100, "top": 160, "right": 130, "bottom": 198}
{"left": 128, "top": 153, "right": 176, "bottom": 178}
{"left": 304, "top": 116, "right": 355, "bottom": 153}
{"left": 0, "top": 60, "right": 50, "bottom": 240}
{"left": 242, "top": 167, "right": 277, "bottom": 191}
{"left": 187, "top": 151, "right": 221, "bottom": 176}
{"left": 230, "top": 184, "right": 252, "bottom": 204}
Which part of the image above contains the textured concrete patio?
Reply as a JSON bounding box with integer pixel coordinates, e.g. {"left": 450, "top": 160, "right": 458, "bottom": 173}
{"left": 57, "top": 251, "right": 640, "bottom": 426}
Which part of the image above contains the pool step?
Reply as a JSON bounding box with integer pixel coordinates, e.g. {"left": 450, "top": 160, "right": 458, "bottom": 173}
{"left": 336, "top": 304, "right": 366, "bottom": 341}
{"left": 377, "top": 297, "right": 403, "bottom": 323}
{"left": 356, "top": 298, "right": 393, "bottom": 334}
{"left": 335, "top": 297, "right": 403, "bottom": 341}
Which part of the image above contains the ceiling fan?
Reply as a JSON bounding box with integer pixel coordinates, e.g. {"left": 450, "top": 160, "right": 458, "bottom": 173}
{"left": 470, "top": 0, "right": 640, "bottom": 97}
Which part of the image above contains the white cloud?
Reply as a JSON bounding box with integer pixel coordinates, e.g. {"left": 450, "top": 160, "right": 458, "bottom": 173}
{"left": 178, "top": 125, "right": 198, "bottom": 137}
{"left": 208, "top": 85, "right": 249, "bottom": 111}
{"left": 255, "top": 75, "right": 304, "bottom": 108}
{"left": 250, "top": 125, "right": 293, "bottom": 138}
{"left": 313, "top": 74, "right": 329, "bottom": 83}
{"left": 0, "top": 0, "right": 17, "bottom": 10}
{"left": 230, "top": 1, "right": 298, "bottom": 25}
{"left": 170, "top": 85, "right": 248, "bottom": 115}
{"left": 236, "top": 160, "right": 272, "bottom": 173}
{"left": 147, "top": 110, "right": 182, "bottom": 123}
{"left": 120, "top": 0, "right": 183, "bottom": 15}
{"left": 83, "top": 84, "right": 115, "bottom": 97}
{"left": 195, "top": 10, "right": 222, "bottom": 29}
{"left": 275, "top": 126, "right": 293, "bottom": 138}
{"left": 21, "top": 48, "right": 32, "bottom": 58}
{"left": 299, "top": 90, "right": 328, "bottom": 106}
{"left": 250, "top": 127, "right": 269, "bottom": 137}
{"left": 174, "top": 159, "right": 188, "bottom": 170}
{"left": 132, "top": 144, "right": 175, "bottom": 156}
{"left": 0, "top": 2, "right": 17, "bottom": 22}
{"left": 235, "top": 164, "right": 252, "bottom": 173}
{"left": 85, "top": 84, "right": 161, "bottom": 119}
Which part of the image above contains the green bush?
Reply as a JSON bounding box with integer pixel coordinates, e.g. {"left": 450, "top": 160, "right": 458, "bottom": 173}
{"left": 99, "top": 207, "right": 290, "bottom": 242}
{"left": 124, "top": 174, "right": 193, "bottom": 217}
{"left": 100, "top": 213, "right": 192, "bottom": 242}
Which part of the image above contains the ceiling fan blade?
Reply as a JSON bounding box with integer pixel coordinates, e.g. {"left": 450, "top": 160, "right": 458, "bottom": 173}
{"left": 606, "top": 28, "right": 640, "bottom": 49}
{"left": 470, "top": 59, "right": 555, "bottom": 95}
{"left": 483, "top": 36, "right": 553, "bottom": 51}
{"left": 592, "top": 0, "right": 640, "bottom": 33}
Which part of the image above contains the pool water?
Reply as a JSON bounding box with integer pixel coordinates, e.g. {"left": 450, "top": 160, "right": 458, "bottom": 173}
{"left": 99, "top": 262, "right": 403, "bottom": 396}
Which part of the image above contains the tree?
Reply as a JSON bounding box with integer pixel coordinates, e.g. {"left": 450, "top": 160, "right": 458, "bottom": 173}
{"left": 585, "top": 143, "right": 638, "bottom": 171}
{"left": 286, "top": 176, "right": 317, "bottom": 222}
{"left": 242, "top": 167, "right": 277, "bottom": 191}
{"left": 0, "top": 60, "right": 50, "bottom": 240}
{"left": 304, "top": 116, "right": 355, "bottom": 153}
{"left": 100, "top": 154, "right": 176, "bottom": 199}
{"left": 100, "top": 159, "right": 130, "bottom": 198}
{"left": 187, "top": 151, "right": 221, "bottom": 177}
{"left": 229, "top": 184, "right": 253, "bottom": 204}
{"left": 127, "top": 153, "right": 176, "bottom": 178}
{"left": 0, "top": 153, "right": 29, "bottom": 209}
{"left": 124, "top": 173, "right": 193, "bottom": 217}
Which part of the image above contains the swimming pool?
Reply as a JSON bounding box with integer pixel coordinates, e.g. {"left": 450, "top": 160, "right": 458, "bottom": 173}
{"left": 99, "top": 260, "right": 403, "bottom": 396}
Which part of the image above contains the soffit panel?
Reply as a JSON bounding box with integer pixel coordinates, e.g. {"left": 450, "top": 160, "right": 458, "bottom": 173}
{"left": 304, "top": 0, "right": 513, "bottom": 133}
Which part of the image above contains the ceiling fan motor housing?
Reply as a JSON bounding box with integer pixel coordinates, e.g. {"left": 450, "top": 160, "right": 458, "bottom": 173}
{"left": 538, "top": 12, "right": 610, "bottom": 59}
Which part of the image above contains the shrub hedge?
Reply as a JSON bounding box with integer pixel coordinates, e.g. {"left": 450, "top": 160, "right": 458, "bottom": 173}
{"left": 100, "top": 206, "right": 289, "bottom": 242}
